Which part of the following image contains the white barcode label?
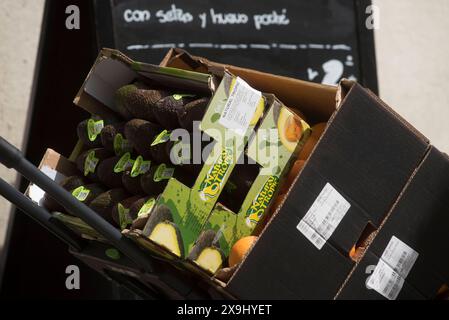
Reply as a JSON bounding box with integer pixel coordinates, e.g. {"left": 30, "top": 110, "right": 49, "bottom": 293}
{"left": 296, "top": 183, "right": 350, "bottom": 250}
{"left": 381, "top": 236, "right": 419, "bottom": 278}
{"left": 367, "top": 260, "right": 405, "bottom": 300}
{"left": 367, "top": 236, "right": 419, "bottom": 300}
{"left": 219, "top": 77, "right": 261, "bottom": 135}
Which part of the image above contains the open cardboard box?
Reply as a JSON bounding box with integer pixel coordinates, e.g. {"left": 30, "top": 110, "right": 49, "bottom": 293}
{"left": 25, "top": 48, "right": 449, "bottom": 300}
{"left": 73, "top": 49, "right": 312, "bottom": 274}
{"left": 159, "top": 49, "right": 449, "bottom": 300}
{"left": 336, "top": 146, "right": 449, "bottom": 300}
{"left": 26, "top": 149, "right": 109, "bottom": 243}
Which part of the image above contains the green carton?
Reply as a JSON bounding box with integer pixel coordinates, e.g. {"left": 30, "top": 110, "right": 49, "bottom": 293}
{"left": 191, "top": 97, "right": 311, "bottom": 273}
{"left": 142, "top": 73, "right": 264, "bottom": 258}
{"left": 141, "top": 72, "right": 310, "bottom": 274}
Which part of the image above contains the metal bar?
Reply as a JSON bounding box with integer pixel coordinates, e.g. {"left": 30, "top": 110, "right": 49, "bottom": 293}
{"left": 0, "top": 136, "right": 209, "bottom": 299}
{"left": 0, "top": 136, "right": 156, "bottom": 274}
{"left": 0, "top": 177, "right": 84, "bottom": 251}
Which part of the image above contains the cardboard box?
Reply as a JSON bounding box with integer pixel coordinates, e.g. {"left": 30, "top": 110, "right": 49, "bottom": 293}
{"left": 73, "top": 49, "right": 312, "bottom": 276}
{"left": 336, "top": 146, "right": 449, "bottom": 300}
{"left": 141, "top": 72, "right": 310, "bottom": 274}
{"left": 26, "top": 48, "right": 449, "bottom": 300}
{"left": 161, "top": 49, "right": 449, "bottom": 300}
{"left": 225, "top": 82, "right": 430, "bottom": 299}
{"left": 74, "top": 49, "right": 214, "bottom": 121}
{"left": 26, "top": 149, "right": 108, "bottom": 243}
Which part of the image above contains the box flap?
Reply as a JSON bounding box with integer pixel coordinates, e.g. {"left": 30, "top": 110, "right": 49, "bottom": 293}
{"left": 74, "top": 48, "right": 213, "bottom": 120}
{"left": 227, "top": 82, "right": 430, "bottom": 299}
{"left": 360, "top": 146, "right": 449, "bottom": 298}
{"left": 26, "top": 149, "right": 78, "bottom": 206}
{"left": 160, "top": 48, "right": 337, "bottom": 124}
{"left": 336, "top": 250, "right": 426, "bottom": 300}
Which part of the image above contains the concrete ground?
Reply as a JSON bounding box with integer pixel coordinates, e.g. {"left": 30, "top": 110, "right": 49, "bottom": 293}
{"left": 0, "top": 0, "right": 45, "bottom": 251}
{"left": 0, "top": 0, "right": 448, "bottom": 252}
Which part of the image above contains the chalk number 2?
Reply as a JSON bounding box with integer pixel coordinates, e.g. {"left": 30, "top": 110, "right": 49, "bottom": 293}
{"left": 308, "top": 59, "right": 344, "bottom": 85}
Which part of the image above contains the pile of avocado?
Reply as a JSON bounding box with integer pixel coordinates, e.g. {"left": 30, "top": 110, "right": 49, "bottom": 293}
{"left": 44, "top": 80, "right": 211, "bottom": 233}
{"left": 44, "top": 77, "right": 303, "bottom": 278}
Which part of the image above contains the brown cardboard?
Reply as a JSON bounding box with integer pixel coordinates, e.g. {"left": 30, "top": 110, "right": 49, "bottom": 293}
{"left": 224, "top": 81, "right": 430, "bottom": 299}
{"left": 26, "top": 149, "right": 108, "bottom": 242}
{"left": 160, "top": 48, "right": 336, "bottom": 124}
{"left": 337, "top": 146, "right": 449, "bottom": 300}
{"left": 25, "top": 149, "right": 79, "bottom": 205}
{"left": 162, "top": 50, "right": 447, "bottom": 300}
{"left": 72, "top": 49, "right": 307, "bottom": 271}
{"left": 25, "top": 48, "right": 449, "bottom": 300}
{"left": 162, "top": 49, "right": 447, "bottom": 299}
{"left": 74, "top": 48, "right": 213, "bottom": 120}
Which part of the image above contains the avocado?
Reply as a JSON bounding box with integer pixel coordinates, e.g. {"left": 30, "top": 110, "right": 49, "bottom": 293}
{"left": 75, "top": 148, "right": 112, "bottom": 182}
{"left": 121, "top": 155, "right": 151, "bottom": 195}
{"left": 70, "top": 183, "right": 106, "bottom": 207}
{"left": 144, "top": 204, "right": 184, "bottom": 257}
{"left": 97, "top": 153, "right": 135, "bottom": 189}
{"left": 100, "top": 122, "right": 133, "bottom": 156}
{"left": 111, "top": 195, "right": 142, "bottom": 229}
{"left": 77, "top": 115, "right": 118, "bottom": 148}
{"left": 77, "top": 116, "right": 103, "bottom": 148}
{"left": 193, "top": 247, "right": 225, "bottom": 274}
{"left": 57, "top": 183, "right": 107, "bottom": 216}
{"left": 61, "top": 175, "right": 88, "bottom": 191}
{"left": 42, "top": 175, "right": 87, "bottom": 212}
{"left": 149, "top": 130, "right": 174, "bottom": 164}
{"left": 115, "top": 82, "right": 169, "bottom": 122}
{"left": 153, "top": 94, "right": 196, "bottom": 129}
{"left": 188, "top": 230, "right": 225, "bottom": 274}
{"left": 89, "top": 188, "right": 129, "bottom": 224}
{"left": 144, "top": 204, "right": 173, "bottom": 231}
{"left": 150, "top": 221, "right": 184, "bottom": 257}
{"left": 124, "top": 119, "right": 162, "bottom": 159}
{"left": 129, "top": 196, "right": 157, "bottom": 230}
{"left": 122, "top": 170, "right": 144, "bottom": 195}
{"left": 114, "top": 84, "right": 140, "bottom": 120}
{"left": 177, "top": 97, "right": 210, "bottom": 131}
{"left": 140, "top": 163, "right": 174, "bottom": 196}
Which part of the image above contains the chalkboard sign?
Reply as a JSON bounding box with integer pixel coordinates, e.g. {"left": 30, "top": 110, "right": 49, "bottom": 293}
{"left": 94, "top": 0, "right": 377, "bottom": 92}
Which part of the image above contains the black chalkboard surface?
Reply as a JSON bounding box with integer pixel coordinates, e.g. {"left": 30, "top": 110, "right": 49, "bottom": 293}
{"left": 94, "top": 0, "right": 377, "bottom": 92}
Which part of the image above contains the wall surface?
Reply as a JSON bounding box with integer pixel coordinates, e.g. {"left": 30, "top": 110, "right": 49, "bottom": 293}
{"left": 0, "top": 0, "right": 448, "bottom": 252}
{"left": 373, "top": 0, "right": 449, "bottom": 151}
{"left": 0, "top": 0, "right": 45, "bottom": 251}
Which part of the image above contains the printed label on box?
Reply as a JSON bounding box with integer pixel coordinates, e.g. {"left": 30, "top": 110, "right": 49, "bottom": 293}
{"left": 380, "top": 236, "right": 419, "bottom": 278}
{"left": 367, "top": 236, "right": 419, "bottom": 300}
{"left": 296, "top": 183, "right": 351, "bottom": 250}
{"left": 219, "top": 77, "right": 261, "bottom": 135}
